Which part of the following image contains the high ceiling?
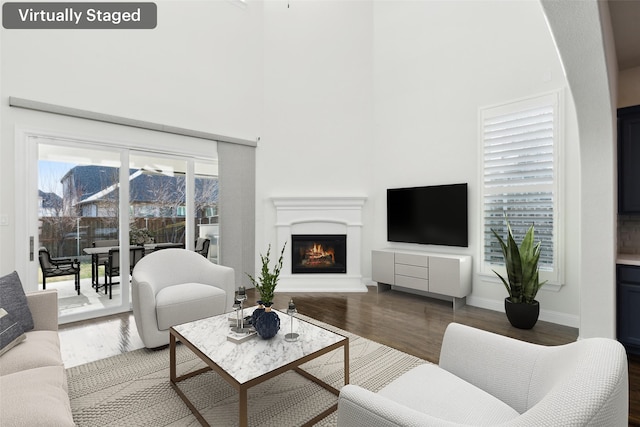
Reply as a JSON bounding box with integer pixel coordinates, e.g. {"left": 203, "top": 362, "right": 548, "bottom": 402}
{"left": 608, "top": 0, "right": 640, "bottom": 70}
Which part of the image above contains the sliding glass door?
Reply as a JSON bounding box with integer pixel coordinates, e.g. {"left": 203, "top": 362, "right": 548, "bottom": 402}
{"left": 129, "top": 153, "right": 188, "bottom": 249}
{"left": 194, "top": 160, "right": 219, "bottom": 263}
{"left": 33, "top": 141, "right": 219, "bottom": 323}
{"left": 38, "top": 143, "right": 125, "bottom": 319}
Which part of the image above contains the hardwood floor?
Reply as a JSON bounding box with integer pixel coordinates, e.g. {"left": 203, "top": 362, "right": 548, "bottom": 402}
{"left": 59, "top": 310, "right": 145, "bottom": 368}
{"left": 59, "top": 287, "right": 639, "bottom": 425}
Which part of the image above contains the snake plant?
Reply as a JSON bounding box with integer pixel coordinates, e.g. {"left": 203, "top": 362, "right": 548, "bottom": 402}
{"left": 491, "top": 219, "right": 547, "bottom": 304}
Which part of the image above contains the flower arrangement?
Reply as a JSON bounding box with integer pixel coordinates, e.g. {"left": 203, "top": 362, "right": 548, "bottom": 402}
{"left": 129, "top": 225, "right": 154, "bottom": 245}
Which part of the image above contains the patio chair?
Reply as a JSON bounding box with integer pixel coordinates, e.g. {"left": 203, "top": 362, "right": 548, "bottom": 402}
{"left": 194, "top": 237, "right": 210, "bottom": 258}
{"left": 38, "top": 247, "right": 81, "bottom": 295}
{"left": 151, "top": 242, "right": 184, "bottom": 251}
{"left": 103, "top": 246, "right": 145, "bottom": 299}
{"left": 91, "top": 239, "right": 119, "bottom": 289}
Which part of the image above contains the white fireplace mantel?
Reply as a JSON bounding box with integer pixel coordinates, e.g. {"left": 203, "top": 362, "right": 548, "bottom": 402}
{"left": 272, "top": 196, "right": 367, "bottom": 293}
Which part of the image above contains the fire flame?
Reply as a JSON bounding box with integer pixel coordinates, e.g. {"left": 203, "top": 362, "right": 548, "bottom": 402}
{"left": 305, "top": 243, "right": 335, "bottom": 263}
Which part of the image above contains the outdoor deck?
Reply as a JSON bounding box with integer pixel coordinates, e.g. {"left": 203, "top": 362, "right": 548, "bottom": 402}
{"left": 43, "top": 277, "right": 127, "bottom": 317}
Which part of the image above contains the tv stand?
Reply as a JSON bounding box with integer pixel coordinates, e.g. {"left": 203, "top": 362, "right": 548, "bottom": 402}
{"left": 372, "top": 249, "right": 472, "bottom": 310}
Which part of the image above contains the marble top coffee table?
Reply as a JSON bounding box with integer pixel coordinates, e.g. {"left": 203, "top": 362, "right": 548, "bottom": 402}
{"left": 169, "top": 308, "right": 349, "bottom": 427}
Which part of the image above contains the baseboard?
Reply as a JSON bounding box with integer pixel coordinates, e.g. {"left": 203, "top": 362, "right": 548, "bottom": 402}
{"left": 466, "top": 296, "right": 580, "bottom": 328}
{"left": 363, "top": 277, "right": 376, "bottom": 287}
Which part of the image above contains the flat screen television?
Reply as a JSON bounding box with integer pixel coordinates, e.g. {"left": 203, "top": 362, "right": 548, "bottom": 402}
{"left": 387, "top": 183, "right": 468, "bottom": 247}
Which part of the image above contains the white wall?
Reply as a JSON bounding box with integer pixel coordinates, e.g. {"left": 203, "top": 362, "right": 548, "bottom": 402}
{"left": 369, "top": 0, "right": 580, "bottom": 325}
{"left": 541, "top": 0, "right": 618, "bottom": 338}
{"left": 1, "top": 0, "right": 585, "bottom": 327}
{"left": 256, "top": 0, "right": 580, "bottom": 326}
{"left": 258, "top": 0, "right": 374, "bottom": 254}
{"left": 0, "top": 1, "right": 263, "bottom": 277}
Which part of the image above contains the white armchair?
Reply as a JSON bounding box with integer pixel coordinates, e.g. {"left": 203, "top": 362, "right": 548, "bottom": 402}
{"left": 337, "top": 322, "right": 629, "bottom": 426}
{"left": 131, "top": 248, "right": 235, "bottom": 348}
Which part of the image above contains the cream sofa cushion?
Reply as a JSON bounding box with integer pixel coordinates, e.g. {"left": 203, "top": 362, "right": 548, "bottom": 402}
{"left": 378, "top": 364, "right": 519, "bottom": 425}
{"left": 156, "top": 282, "right": 227, "bottom": 330}
{"left": 0, "top": 330, "right": 63, "bottom": 376}
{"left": 0, "top": 366, "right": 74, "bottom": 426}
{"left": 0, "top": 308, "right": 25, "bottom": 356}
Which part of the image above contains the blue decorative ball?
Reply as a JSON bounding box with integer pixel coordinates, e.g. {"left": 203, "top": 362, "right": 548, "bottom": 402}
{"left": 251, "top": 302, "right": 265, "bottom": 326}
{"left": 254, "top": 310, "right": 280, "bottom": 339}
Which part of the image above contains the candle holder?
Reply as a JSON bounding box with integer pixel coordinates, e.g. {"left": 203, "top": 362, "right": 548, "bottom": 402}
{"left": 285, "top": 298, "right": 299, "bottom": 342}
{"left": 231, "top": 287, "right": 250, "bottom": 334}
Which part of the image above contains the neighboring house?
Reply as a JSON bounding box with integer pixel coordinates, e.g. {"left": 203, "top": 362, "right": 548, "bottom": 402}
{"left": 60, "top": 165, "right": 218, "bottom": 220}
{"left": 38, "top": 190, "right": 62, "bottom": 217}
{"left": 60, "top": 165, "right": 120, "bottom": 216}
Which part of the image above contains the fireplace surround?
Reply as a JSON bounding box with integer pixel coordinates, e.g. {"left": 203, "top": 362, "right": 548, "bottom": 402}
{"left": 272, "top": 197, "right": 367, "bottom": 292}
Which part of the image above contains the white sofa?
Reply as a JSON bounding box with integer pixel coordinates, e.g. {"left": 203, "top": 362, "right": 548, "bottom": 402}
{"left": 0, "top": 290, "right": 74, "bottom": 426}
{"left": 131, "top": 248, "right": 235, "bottom": 348}
{"left": 337, "top": 322, "right": 629, "bottom": 426}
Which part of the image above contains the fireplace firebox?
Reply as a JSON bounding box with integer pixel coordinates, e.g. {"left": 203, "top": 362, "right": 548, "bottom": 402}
{"left": 291, "top": 234, "right": 347, "bottom": 274}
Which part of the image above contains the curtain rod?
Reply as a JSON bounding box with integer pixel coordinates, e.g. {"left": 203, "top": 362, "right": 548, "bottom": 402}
{"left": 9, "top": 96, "right": 258, "bottom": 148}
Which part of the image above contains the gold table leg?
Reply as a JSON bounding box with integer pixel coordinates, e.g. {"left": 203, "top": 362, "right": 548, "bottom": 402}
{"left": 239, "top": 387, "right": 248, "bottom": 427}
{"left": 344, "top": 338, "right": 350, "bottom": 385}
{"left": 169, "top": 330, "right": 349, "bottom": 427}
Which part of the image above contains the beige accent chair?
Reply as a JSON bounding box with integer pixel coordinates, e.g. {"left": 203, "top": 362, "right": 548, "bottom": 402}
{"left": 131, "top": 248, "right": 235, "bottom": 348}
{"left": 337, "top": 322, "right": 629, "bottom": 426}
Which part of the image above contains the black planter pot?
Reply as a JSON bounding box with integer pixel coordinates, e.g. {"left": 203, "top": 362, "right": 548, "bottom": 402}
{"left": 504, "top": 298, "right": 540, "bottom": 329}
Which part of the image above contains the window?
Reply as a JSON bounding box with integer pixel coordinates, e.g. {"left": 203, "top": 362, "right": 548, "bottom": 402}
{"left": 480, "top": 91, "right": 562, "bottom": 285}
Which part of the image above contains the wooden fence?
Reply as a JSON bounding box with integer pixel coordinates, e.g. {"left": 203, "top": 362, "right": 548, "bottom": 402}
{"left": 39, "top": 216, "right": 215, "bottom": 258}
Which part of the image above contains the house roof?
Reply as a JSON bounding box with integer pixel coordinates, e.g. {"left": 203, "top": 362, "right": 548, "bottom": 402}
{"left": 61, "top": 165, "right": 124, "bottom": 202}
{"left": 63, "top": 165, "right": 218, "bottom": 205}
{"left": 38, "top": 190, "right": 62, "bottom": 209}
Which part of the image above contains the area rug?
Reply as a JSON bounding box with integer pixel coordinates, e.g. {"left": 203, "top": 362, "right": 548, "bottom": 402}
{"left": 67, "top": 316, "right": 427, "bottom": 426}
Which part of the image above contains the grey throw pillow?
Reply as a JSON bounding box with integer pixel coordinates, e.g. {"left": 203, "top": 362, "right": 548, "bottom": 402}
{"left": 0, "top": 308, "right": 26, "bottom": 355}
{"left": 0, "top": 271, "right": 34, "bottom": 331}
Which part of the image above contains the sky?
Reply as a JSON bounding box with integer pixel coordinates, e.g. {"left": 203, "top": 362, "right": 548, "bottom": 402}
{"left": 38, "top": 160, "right": 76, "bottom": 196}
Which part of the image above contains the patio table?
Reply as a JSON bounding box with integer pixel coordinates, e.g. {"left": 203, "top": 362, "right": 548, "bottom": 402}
{"left": 83, "top": 243, "right": 184, "bottom": 287}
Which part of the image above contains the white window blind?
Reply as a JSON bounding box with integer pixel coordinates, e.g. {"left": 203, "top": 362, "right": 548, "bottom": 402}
{"left": 481, "top": 92, "right": 560, "bottom": 278}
